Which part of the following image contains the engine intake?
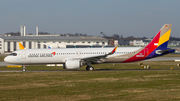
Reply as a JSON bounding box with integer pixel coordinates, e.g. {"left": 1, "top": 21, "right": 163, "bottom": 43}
{"left": 63, "top": 59, "right": 83, "bottom": 69}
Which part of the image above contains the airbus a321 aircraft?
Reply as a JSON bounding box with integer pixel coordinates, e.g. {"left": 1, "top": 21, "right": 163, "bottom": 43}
{"left": 4, "top": 24, "right": 175, "bottom": 71}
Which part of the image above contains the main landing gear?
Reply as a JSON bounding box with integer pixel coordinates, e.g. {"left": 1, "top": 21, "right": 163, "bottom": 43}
{"left": 86, "top": 66, "right": 94, "bottom": 71}
{"left": 86, "top": 61, "right": 94, "bottom": 71}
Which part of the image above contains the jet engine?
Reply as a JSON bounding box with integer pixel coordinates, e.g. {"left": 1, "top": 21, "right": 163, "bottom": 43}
{"left": 63, "top": 59, "right": 83, "bottom": 69}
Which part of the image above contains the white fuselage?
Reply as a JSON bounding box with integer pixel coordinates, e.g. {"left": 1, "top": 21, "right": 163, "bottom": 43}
{"left": 4, "top": 47, "right": 141, "bottom": 65}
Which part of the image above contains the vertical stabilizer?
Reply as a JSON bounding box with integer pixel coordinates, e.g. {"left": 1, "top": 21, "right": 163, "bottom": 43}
{"left": 122, "top": 24, "right": 174, "bottom": 63}
{"left": 157, "top": 24, "right": 172, "bottom": 47}
{"left": 19, "top": 43, "right": 25, "bottom": 50}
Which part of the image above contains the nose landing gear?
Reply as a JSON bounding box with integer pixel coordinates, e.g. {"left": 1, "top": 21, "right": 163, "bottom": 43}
{"left": 22, "top": 65, "right": 26, "bottom": 72}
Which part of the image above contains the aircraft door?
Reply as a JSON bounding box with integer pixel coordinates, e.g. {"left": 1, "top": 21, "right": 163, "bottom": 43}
{"left": 144, "top": 48, "right": 148, "bottom": 57}
{"left": 21, "top": 50, "right": 26, "bottom": 59}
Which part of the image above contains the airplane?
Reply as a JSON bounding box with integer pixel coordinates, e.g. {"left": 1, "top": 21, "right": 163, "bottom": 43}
{"left": 4, "top": 24, "right": 175, "bottom": 71}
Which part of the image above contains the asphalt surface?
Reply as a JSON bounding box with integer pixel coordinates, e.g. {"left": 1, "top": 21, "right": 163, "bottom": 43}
{"left": 0, "top": 62, "right": 13, "bottom": 66}
{"left": 0, "top": 68, "right": 180, "bottom": 73}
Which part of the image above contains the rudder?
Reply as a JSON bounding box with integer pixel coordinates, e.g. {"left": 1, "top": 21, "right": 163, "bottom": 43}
{"left": 157, "top": 24, "right": 172, "bottom": 48}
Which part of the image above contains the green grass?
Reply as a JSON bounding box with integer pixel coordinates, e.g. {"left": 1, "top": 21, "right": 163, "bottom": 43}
{"left": 0, "top": 54, "right": 8, "bottom": 62}
{"left": 1, "top": 62, "right": 180, "bottom": 100}
{"left": 0, "top": 70, "right": 180, "bottom": 101}
{"left": 0, "top": 56, "right": 6, "bottom": 62}
{"left": 1, "top": 61, "right": 179, "bottom": 71}
{"left": 0, "top": 53, "right": 180, "bottom": 100}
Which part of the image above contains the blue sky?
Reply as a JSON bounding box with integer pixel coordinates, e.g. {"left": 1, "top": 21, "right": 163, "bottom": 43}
{"left": 0, "top": 0, "right": 180, "bottom": 38}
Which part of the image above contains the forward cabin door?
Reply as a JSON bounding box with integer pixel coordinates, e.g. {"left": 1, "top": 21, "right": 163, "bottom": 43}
{"left": 21, "top": 50, "right": 26, "bottom": 59}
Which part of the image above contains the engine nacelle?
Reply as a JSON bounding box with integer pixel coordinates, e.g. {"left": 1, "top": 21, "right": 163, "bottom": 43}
{"left": 63, "top": 59, "right": 83, "bottom": 69}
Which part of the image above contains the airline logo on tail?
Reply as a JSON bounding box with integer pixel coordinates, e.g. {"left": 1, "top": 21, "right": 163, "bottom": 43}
{"left": 122, "top": 24, "right": 175, "bottom": 63}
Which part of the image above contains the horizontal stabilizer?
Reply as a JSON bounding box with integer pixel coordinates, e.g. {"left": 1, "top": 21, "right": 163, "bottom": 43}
{"left": 156, "top": 49, "right": 175, "bottom": 54}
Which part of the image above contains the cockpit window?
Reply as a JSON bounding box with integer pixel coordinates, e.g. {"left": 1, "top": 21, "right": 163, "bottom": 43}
{"left": 9, "top": 53, "right": 17, "bottom": 56}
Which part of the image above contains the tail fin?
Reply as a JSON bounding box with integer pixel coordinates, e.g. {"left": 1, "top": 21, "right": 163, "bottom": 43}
{"left": 19, "top": 43, "right": 25, "bottom": 50}
{"left": 149, "top": 24, "right": 172, "bottom": 49}
{"left": 158, "top": 24, "right": 172, "bottom": 47}
{"left": 123, "top": 24, "right": 175, "bottom": 62}
{"left": 145, "top": 24, "right": 174, "bottom": 58}
{"left": 111, "top": 46, "right": 118, "bottom": 54}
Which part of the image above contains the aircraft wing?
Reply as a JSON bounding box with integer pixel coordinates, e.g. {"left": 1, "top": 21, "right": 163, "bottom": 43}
{"left": 80, "top": 46, "right": 118, "bottom": 63}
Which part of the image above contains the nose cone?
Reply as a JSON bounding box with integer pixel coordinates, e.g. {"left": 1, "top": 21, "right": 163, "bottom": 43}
{"left": 4, "top": 56, "right": 11, "bottom": 63}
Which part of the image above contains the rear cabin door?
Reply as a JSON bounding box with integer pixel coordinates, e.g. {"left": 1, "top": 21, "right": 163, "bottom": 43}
{"left": 144, "top": 48, "right": 148, "bottom": 57}
{"left": 21, "top": 50, "right": 26, "bottom": 59}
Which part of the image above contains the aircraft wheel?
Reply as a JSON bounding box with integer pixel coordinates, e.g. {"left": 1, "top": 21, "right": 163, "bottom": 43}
{"left": 86, "top": 66, "right": 89, "bottom": 71}
{"left": 86, "top": 66, "right": 94, "bottom": 71}
{"left": 89, "top": 66, "right": 94, "bottom": 71}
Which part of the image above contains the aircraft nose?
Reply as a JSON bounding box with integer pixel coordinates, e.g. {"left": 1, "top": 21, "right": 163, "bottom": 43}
{"left": 4, "top": 56, "right": 10, "bottom": 63}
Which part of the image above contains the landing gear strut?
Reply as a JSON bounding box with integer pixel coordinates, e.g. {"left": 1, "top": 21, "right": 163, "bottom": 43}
{"left": 86, "top": 61, "right": 94, "bottom": 71}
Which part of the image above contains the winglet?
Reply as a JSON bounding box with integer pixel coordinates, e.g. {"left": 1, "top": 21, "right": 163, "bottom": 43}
{"left": 111, "top": 46, "right": 118, "bottom": 53}
{"left": 19, "top": 43, "right": 25, "bottom": 50}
